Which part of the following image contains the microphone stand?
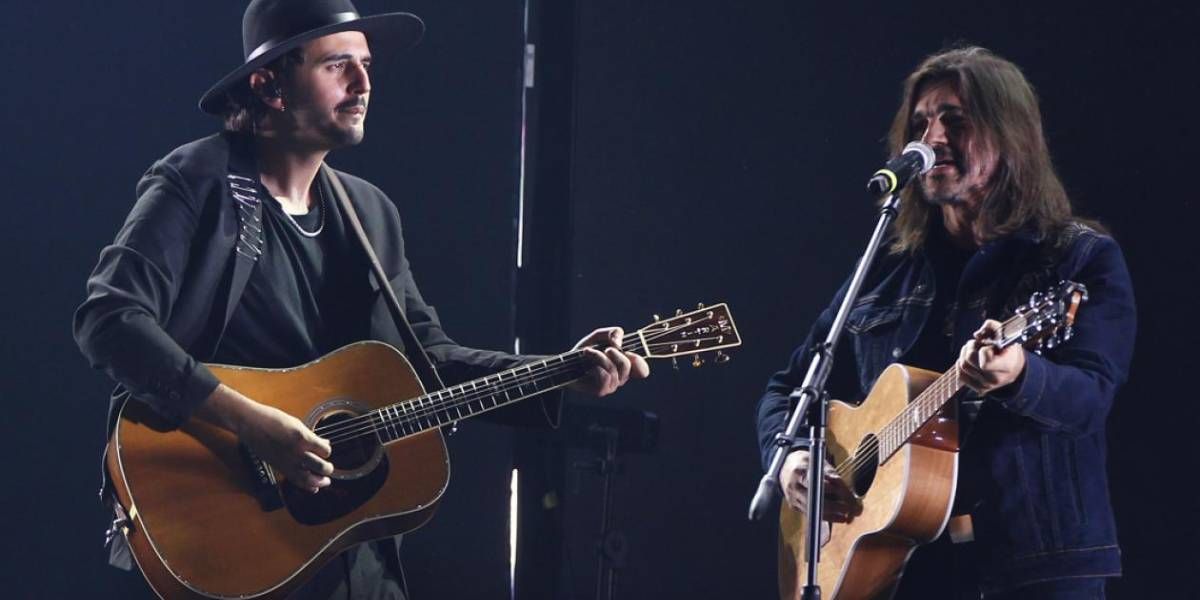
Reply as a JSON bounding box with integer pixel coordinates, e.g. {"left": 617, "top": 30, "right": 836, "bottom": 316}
{"left": 748, "top": 191, "right": 903, "bottom": 600}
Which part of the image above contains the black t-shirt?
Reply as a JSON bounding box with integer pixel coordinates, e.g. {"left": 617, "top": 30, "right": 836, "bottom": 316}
{"left": 213, "top": 177, "right": 374, "bottom": 368}
{"left": 209, "top": 176, "right": 395, "bottom": 592}
{"left": 901, "top": 222, "right": 973, "bottom": 374}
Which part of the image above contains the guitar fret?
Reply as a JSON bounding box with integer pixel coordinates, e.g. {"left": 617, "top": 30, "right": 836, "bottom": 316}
{"left": 408, "top": 398, "right": 423, "bottom": 430}
{"left": 396, "top": 403, "right": 411, "bottom": 436}
{"left": 423, "top": 394, "right": 439, "bottom": 428}
{"left": 370, "top": 410, "right": 388, "bottom": 443}
{"left": 381, "top": 406, "right": 394, "bottom": 440}
{"left": 383, "top": 405, "right": 397, "bottom": 439}
{"left": 388, "top": 405, "right": 400, "bottom": 439}
{"left": 376, "top": 351, "right": 596, "bottom": 438}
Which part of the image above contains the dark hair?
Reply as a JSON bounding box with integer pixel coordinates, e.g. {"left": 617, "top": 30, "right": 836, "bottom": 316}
{"left": 886, "top": 46, "right": 1086, "bottom": 253}
{"left": 221, "top": 47, "right": 306, "bottom": 133}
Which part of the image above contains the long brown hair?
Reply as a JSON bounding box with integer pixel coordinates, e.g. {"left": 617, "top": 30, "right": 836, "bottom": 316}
{"left": 886, "top": 46, "right": 1080, "bottom": 253}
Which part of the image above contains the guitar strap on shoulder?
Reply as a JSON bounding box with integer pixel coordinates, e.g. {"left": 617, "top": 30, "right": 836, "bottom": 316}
{"left": 321, "top": 163, "right": 446, "bottom": 393}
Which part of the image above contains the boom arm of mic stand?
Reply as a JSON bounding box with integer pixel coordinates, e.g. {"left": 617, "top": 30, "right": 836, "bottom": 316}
{"left": 746, "top": 192, "right": 903, "bottom": 595}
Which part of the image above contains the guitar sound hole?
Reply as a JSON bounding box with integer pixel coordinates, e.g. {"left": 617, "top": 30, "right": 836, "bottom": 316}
{"left": 849, "top": 435, "right": 880, "bottom": 497}
{"left": 321, "top": 412, "right": 379, "bottom": 472}
{"left": 282, "top": 403, "right": 389, "bottom": 525}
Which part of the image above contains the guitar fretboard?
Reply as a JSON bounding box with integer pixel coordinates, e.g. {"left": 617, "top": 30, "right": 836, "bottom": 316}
{"left": 874, "top": 313, "right": 1029, "bottom": 461}
{"left": 312, "top": 303, "right": 741, "bottom": 447}
{"left": 324, "top": 338, "right": 647, "bottom": 446}
{"left": 373, "top": 353, "right": 591, "bottom": 442}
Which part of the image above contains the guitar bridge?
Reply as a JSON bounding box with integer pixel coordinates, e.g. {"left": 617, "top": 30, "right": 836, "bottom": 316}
{"left": 104, "top": 502, "right": 136, "bottom": 546}
{"left": 240, "top": 444, "right": 284, "bottom": 511}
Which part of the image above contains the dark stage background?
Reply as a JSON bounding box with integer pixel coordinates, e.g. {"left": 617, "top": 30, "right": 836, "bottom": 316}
{"left": 2, "top": 1, "right": 1195, "bottom": 599}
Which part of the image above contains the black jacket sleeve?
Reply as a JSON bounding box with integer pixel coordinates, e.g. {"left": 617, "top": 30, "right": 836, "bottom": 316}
{"left": 987, "top": 234, "right": 1136, "bottom": 435}
{"left": 755, "top": 277, "right": 861, "bottom": 471}
{"left": 73, "top": 160, "right": 221, "bottom": 428}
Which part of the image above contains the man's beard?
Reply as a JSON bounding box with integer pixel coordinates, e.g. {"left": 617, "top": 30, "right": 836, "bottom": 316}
{"left": 918, "top": 180, "right": 964, "bottom": 206}
{"left": 916, "top": 175, "right": 964, "bottom": 207}
{"left": 325, "top": 123, "right": 365, "bottom": 147}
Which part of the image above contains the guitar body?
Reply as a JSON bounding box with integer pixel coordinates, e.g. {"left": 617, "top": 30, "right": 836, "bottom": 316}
{"left": 778, "top": 364, "right": 958, "bottom": 600}
{"left": 107, "top": 341, "right": 450, "bottom": 600}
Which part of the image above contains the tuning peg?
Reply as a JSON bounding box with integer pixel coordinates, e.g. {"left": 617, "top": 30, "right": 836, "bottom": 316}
{"left": 692, "top": 355, "right": 704, "bottom": 368}
{"left": 715, "top": 351, "right": 731, "bottom": 364}
{"left": 653, "top": 313, "right": 662, "bottom": 324}
{"left": 697, "top": 302, "right": 706, "bottom": 309}
{"left": 671, "top": 357, "right": 679, "bottom": 371}
{"left": 675, "top": 308, "right": 683, "bottom": 316}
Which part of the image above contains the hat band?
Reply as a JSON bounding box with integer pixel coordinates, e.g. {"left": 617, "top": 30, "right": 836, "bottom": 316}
{"left": 245, "top": 11, "right": 360, "bottom": 62}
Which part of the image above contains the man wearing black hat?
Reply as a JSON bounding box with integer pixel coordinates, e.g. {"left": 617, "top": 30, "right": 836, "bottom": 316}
{"left": 74, "top": 1, "right": 648, "bottom": 598}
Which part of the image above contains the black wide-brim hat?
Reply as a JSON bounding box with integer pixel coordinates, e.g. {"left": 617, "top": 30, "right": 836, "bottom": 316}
{"left": 199, "top": 0, "right": 424, "bottom": 114}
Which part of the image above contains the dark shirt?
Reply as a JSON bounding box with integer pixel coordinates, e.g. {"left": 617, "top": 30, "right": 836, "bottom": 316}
{"left": 900, "top": 224, "right": 972, "bottom": 374}
{"left": 211, "top": 179, "right": 402, "bottom": 598}
{"left": 214, "top": 178, "right": 373, "bottom": 368}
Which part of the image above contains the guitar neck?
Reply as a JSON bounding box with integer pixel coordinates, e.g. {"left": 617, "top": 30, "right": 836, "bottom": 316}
{"left": 314, "top": 302, "right": 740, "bottom": 447}
{"left": 372, "top": 338, "right": 647, "bottom": 443}
{"left": 876, "top": 311, "right": 1033, "bottom": 462}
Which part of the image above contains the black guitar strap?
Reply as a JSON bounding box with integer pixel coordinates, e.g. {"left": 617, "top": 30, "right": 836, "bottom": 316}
{"left": 320, "top": 163, "right": 446, "bottom": 393}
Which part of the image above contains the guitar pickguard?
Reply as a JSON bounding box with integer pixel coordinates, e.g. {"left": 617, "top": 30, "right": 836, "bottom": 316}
{"left": 282, "top": 398, "right": 392, "bottom": 525}
{"left": 282, "top": 456, "right": 389, "bottom": 525}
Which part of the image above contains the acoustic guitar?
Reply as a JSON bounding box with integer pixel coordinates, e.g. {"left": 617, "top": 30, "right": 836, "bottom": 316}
{"left": 108, "top": 303, "right": 741, "bottom": 599}
{"left": 778, "top": 282, "right": 1087, "bottom": 600}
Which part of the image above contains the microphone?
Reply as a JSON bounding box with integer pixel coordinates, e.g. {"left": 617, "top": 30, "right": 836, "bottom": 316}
{"left": 867, "top": 141, "right": 935, "bottom": 196}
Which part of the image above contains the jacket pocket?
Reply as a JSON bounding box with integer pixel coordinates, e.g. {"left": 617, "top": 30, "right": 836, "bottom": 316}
{"left": 845, "top": 304, "right": 903, "bottom": 335}
{"left": 846, "top": 304, "right": 905, "bottom": 392}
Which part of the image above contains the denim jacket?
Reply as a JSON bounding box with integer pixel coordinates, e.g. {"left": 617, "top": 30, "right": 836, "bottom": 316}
{"left": 756, "top": 223, "right": 1135, "bottom": 593}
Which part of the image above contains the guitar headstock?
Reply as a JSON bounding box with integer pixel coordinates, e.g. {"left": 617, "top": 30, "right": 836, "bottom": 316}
{"left": 999, "top": 280, "right": 1088, "bottom": 354}
{"left": 633, "top": 303, "right": 742, "bottom": 367}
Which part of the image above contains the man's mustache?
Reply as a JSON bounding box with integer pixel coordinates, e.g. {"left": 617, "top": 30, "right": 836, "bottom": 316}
{"left": 337, "top": 98, "right": 368, "bottom": 110}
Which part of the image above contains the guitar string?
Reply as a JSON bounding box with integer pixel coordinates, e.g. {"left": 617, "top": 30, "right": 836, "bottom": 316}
{"left": 311, "top": 314, "right": 705, "bottom": 439}
{"left": 834, "top": 365, "right": 961, "bottom": 481}
{"left": 335, "top": 306, "right": 1018, "bottom": 448}
{"left": 311, "top": 315, "right": 715, "bottom": 440}
{"left": 834, "top": 310, "right": 1032, "bottom": 480}
{"left": 323, "top": 342, "right": 623, "bottom": 444}
{"left": 312, "top": 317, "right": 730, "bottom": 443}
{"left": 833, "top": 311, "right": 1034, "bottom": 479}
{"left": 319, "top": 336, "right": 729, "bottom": 446}
{"left": 834, "top": 372, "right": 951, "bottom": 478}
{"left": 319, "top": 336, "right": 722, "bottom": 446}
{"left": 318, "top": 343, "right": 631, "bottom": 443}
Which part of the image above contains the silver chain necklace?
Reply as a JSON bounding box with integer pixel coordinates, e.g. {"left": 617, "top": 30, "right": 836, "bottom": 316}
{"left": 279, "top": 184, "right": 325, "bottom": 238}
